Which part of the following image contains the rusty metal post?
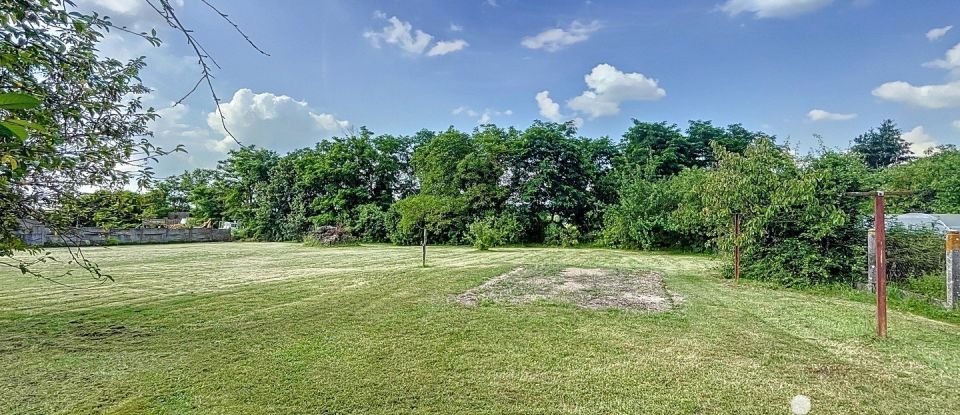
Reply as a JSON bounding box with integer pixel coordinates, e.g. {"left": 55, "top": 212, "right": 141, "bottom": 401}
{"left": 947, "top": 231, "right": 960, "bottom": 309}
{"left": 874, "top": 192, "right": 887, "bottom": 338}
{"left": 867, "top": 229, "right": 876, "bottom": 292}
{"left": 733, "top": 214, "right": 742, "bottom": 282}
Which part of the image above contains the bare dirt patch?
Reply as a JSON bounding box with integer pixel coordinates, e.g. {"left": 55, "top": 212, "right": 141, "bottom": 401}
{"left": 457, "top": 267, "right": 682, "bottom": 312}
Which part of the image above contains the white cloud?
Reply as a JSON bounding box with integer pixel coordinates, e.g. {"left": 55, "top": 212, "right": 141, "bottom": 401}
{"left": 427, "top": 39, "right": 469, "bottom": 56}
{"left": 207, "top": 89, "right": 350, "bottom": 153}
{"left": 452, "top": 106, "right": 476, "bottom": 117}
{"left": 718, "top": 0, "right": 833, "bottom": 18}
{"left": 872, "top": 80, "right": 960, "bottom": 109}
{"left": 566, "top": 64, "right": 666, "bottom": 118}
{"left": 923, "top": 42, "right": 960, "bottom": 72}
{"left": 364, "top": 16, "right": 467, "bottom": 57}
{"left": 534, "top": 91, "right": 583, "bottom": 127}
{"left": 485, "top": 0, "right": 499, "bottom": 7}
{"left": 450, "top": 23, "right": 463, "bottom": 32}
{"left": 521, "top": 20, "right": 602, "bottom": 52}
{"left": 364, "top": 16, "right": 434, "bottom": 55}
{"left": 453, "top": 106, "right": 512, "bottom": 124}
{"left": 902, "top": 126, "right": 939, "bottom": 156}
{"left": 373, "top": 10, "right": 387, "bottom": 19}
{"left": 926, "top": 25, "right": 953, "bottom": 41}
{"left": 807, "top": 109, "right": 857, "bottom": 121}
{"left": 953, "top": 120, "right": 960, "bottom": 131}
{"left": 536, "top": 91, "right": 563, "bottom": 122}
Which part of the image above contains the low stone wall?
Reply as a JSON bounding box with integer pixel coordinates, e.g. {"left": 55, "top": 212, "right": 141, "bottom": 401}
{"left": 17, "top": 225, "right": 232, "bottom": 246}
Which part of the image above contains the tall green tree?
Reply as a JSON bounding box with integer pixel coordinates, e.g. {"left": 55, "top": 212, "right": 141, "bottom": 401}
{"left": 1, "top": 0, "right": 186, "bottom": 277}
{"left": 851, "top": 119, "right": 912, "bottom": 169}
{"left": 883, "top": 147, "right": 960, "bottom": 213}
{"left": 510, "top": 121, "right": 594, "bottom": 239}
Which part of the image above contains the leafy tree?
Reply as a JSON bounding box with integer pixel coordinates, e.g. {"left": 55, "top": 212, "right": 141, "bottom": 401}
{"left": 699, "top": 139, "right": 870, "bottom": 285}
{"left": 510, "top": 121, "right": 594, "bottom": 239}
{"left": 883, "top": 147, "right": 960, "bottom": 213}
{"left": 52, "top": 190, "right": 151, "bottom": 229}
{"left": 1, "top": 1, "right": 186, "bottom": 277}
{"left": 411, "top": 127, "right": 474, "bottom": 196}
{"left": 393, "top": 194, "right": 466, "bottom": 243}
{"left": 602, "top": 168, "right": 710, "bottom": 250}
{"left": 218, "top": 147, "right": 280, "bottom": 239}
{"left": 621, "top": 121, "right": 692, "bottom": 177}
{"left": 851, "top": 119, "right": 912, "bottom": 169}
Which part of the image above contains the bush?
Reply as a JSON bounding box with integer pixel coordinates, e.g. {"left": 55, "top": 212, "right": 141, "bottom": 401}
{"left": 467, "top": 218, "right": 499, "bottom": 250}
{"left": 544, "top": 222, "right": 581, "bottom": 247}
{"left": 886, "top": 228, "right": 944, "bottom": 283}
{"left": 351, "top": 204, "right": 391, "bottom": 243}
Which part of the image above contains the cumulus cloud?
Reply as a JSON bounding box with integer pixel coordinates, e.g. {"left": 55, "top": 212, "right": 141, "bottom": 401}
{"left": 807, "top": 109, "right": 857, "bottom": 121}
{"left": 902, "top": 126, "right": 939, "bottom": 156}
{"left": 373, "top": 10, "right": 387, "bottom": 19}
{"left": 207, "top": 89, "right": 350, "bottom": 153}
{"left": 521, "top": 20, "right": 602, "bottom": 52}
{"left": 450, "top": 23, "right": 463, "bottom": 32}
{"left": 567, "top": 64, "right": 665, "bottom": 118}
{"left": 718, "top": 0, "right": 833, "bottom": 18}
{"left": 872, "top": 80, "right": 960, "bottom": 109}
{"left": 923, "top": 42, "right": 960, "bottom": 72}
{"left": 364, "top": 16, "right": 468, "bottom": 57}
{"left": 428, "top": 39, "right": 469, "bottom": 56}
{"left": 534, "top": 91, "right": 583, "bottom": 127}
{"left": 535, "top": 91, "right": 563, "bottom": 122}
{"left": 926, "top": 25, "right": 953, "bottom": 42}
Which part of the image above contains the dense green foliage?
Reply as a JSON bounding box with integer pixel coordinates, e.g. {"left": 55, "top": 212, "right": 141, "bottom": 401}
{"left": 850, "top": 119, "right": 912, "bottom": 169}
{"left": 886, "top": 228, "right": 945, "bottom": 283}
{"left": 1, "top": 0, "right": 186, "bottom": 278}
{"left": 883, "top": 147, "right": 960, "bottom": 213}
{"left": 52, "top": 117, "right": 960, "bottom": 286}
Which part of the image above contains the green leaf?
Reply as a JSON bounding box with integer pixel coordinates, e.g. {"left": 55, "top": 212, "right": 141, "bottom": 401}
{"left": 0, "top": 93, "right": 41, "bottom": 110}
{"left": 0, "top": 121, "right": 28, "bottom": 140}
{"left": 3, "top": 118, "right": 46, "bottom": 132}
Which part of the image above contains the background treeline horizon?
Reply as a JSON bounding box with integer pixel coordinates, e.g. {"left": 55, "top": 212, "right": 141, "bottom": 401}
{"left": 54, "top": 118, "right": 960, "bottom": 286}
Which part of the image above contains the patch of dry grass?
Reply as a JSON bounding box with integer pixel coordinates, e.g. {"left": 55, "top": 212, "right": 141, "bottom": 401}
{"left": 457, "top": 266, "right": 681, "bottom": 311}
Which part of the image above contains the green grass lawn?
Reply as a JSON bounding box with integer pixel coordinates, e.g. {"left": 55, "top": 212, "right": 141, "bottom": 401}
{"left": 1, "top": 243, "right": 959, "bottom": 414}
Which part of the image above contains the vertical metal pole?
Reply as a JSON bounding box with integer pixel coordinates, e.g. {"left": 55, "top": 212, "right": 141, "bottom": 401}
{"left": 947, "top": 230, "right": 960, "bottom": 309}
{"left": 874, "top": 192, "right": 887, "bottom": 338}
{"left": 422, "top": 227, "right": 427, "bottom": 268}
{"left": 735, "top": 215, "right": 741, "bottom": 281}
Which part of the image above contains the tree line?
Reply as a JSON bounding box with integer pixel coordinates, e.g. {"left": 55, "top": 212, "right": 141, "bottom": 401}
{"left": 56, "top": 117, "right": 959, "bottom": 286}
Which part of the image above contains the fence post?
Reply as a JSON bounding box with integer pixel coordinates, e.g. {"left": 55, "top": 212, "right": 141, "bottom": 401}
{"left": 947, "top": 230, "right": 960, "bottom": 309}
{"left": 867, "top": 229, "right": 876, "bottom": 293}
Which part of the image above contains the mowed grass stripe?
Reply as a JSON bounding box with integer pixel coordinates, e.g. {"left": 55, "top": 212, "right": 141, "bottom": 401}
{"left": 1, "top": 243, "right": 958, "bottom": 414}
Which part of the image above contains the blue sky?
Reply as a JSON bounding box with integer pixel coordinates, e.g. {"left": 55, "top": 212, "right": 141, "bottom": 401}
{"left": 78, "top": 0, "right": 960, "bottom": 176}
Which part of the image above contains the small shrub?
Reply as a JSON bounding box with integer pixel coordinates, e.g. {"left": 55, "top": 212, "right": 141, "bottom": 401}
{"left": 468, "top": 217, "right": 501, "bottom": 250}
{"left": 896, "top": 273, "right": 947, "bottom": 302}
{"left": 544, "top": 222, "right": 581, "bottom": 247}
